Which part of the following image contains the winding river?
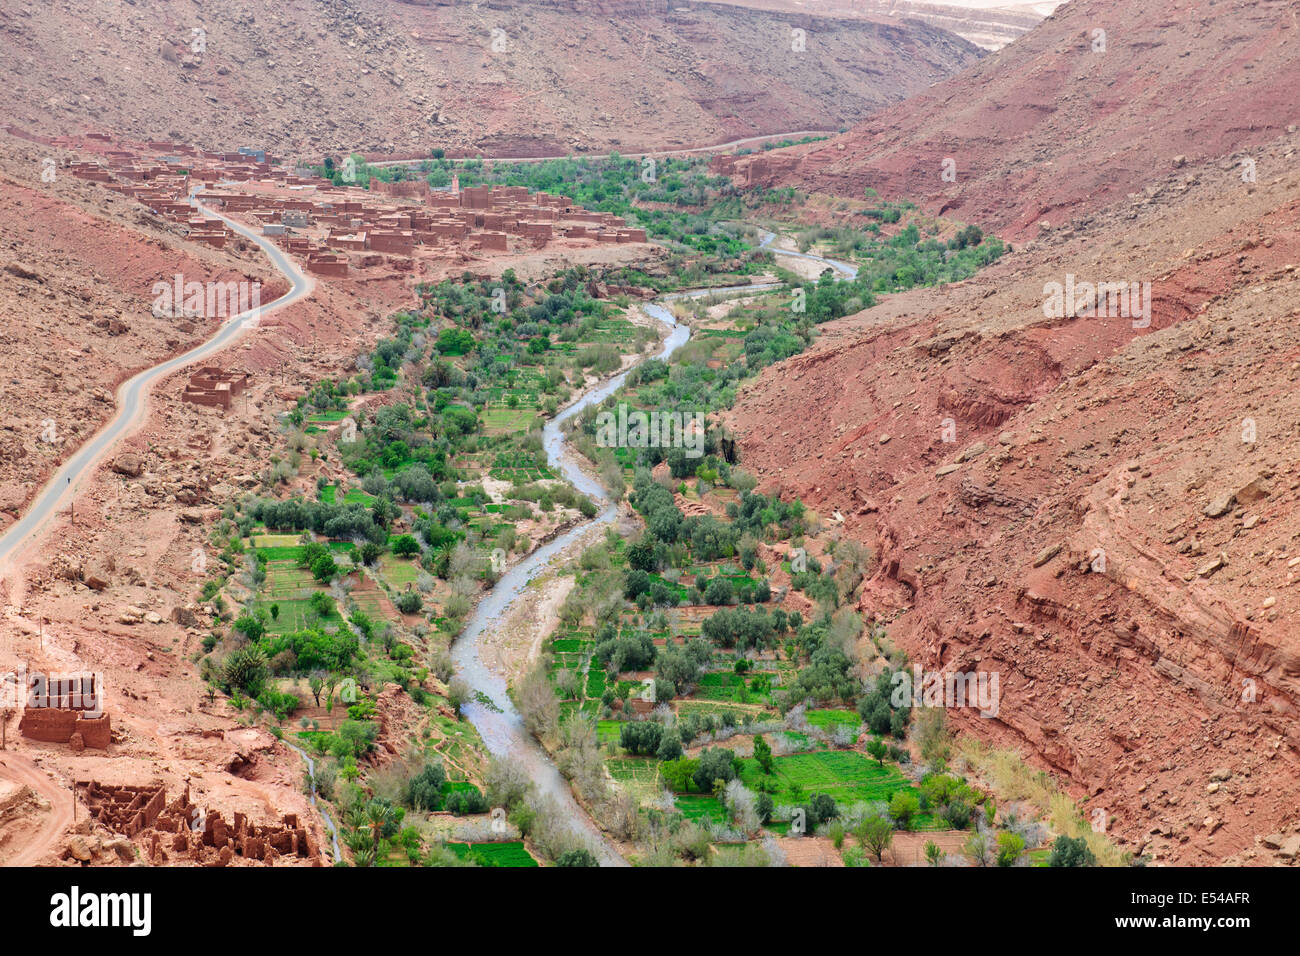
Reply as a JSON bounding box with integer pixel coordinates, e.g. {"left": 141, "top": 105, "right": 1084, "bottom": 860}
{"left": 449, "top": 229, "right": 856, "bottom": 865}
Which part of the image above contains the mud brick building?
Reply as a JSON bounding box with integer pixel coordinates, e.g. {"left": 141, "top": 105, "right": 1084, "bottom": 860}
{"left": 18, "top": 672, "right": 111, "bottom": 750}
{"left": 307, "top": 252, "right": 349, "bottom": 277}
{"left": 19, "top": 709, "right": 111, "bottom": 750}
{"left": 20, "top": 129, "right": 651, "bottom": 288}
{"left": 79, "top": 782, "right": 323, "bottom": 866}
{"left": 182, "top": 367, "right": 250, "bottom": 410}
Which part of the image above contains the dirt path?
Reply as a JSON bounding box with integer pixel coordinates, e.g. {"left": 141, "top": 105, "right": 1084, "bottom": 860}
{"left": 0, "top": 752, "right": 74, "bottom": 866}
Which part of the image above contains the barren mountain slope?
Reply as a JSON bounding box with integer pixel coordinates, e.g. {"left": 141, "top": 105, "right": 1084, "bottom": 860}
{"left": 1, "top": 0, "right": 982, "bottom": 160}
{"left": 731, "top": 0, "right": 1300, "bottom": 240}
{"left": 0, "top": 136, "right": 285, "bottom": 531}
{"left": 726, "top": 130, "right": 1300, "bottom": 864}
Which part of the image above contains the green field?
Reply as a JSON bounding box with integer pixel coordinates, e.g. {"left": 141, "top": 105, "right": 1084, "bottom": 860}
{"left": 444, "top": 841, "right": 538, "bottom": 867}
{"left": 250, "top": 534, "right": 301, "bottom": 548}
{"left": 377, "top": 554, "right": 422, "bottom": 589}
{"left": 674, "top": 793, "right": 728, "bottom": 826}
{"left": 606, "top": 756, "right": 660, "bottom": 785}
{"left": 319, "top": 485, "right": 377, "bottom": 506}
{"left": 805, "top": 709, "right": 862, "bottom": 732}
{"left": 739, "top": 750, "right": 937, "bottom": 826}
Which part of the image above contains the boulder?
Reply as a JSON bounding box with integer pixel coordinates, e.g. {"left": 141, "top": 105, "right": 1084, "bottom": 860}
{"left": 84, "top": 559, "right": 113, "bottom": 591}
{"left": 1033, "top": 543, "right": 1063, "bottom": 568}
{"left": 1203, "top": 493, "right": 1234, "bottom": 518}
{"left": 111, "top": 454, "right": 145, "bottom": 478}
{"left": 66, "top": 835, "right": 93, "bottom": 862}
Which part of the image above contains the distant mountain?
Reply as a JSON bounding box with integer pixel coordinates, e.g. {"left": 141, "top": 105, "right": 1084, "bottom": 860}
{"left": 0, "top": 0, "right": 982, "bottom": 160}
{"left": 731, "top": 0, "right": 1300, "bottom": 240}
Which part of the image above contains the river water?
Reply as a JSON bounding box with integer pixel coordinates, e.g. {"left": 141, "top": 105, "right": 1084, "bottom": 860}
{"left": 448, "top": 234, "right": 855, "bottom": 865}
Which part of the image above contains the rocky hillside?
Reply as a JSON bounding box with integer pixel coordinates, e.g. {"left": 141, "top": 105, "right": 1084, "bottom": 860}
{"left": 726, "top": 120, "right": 1300, "bottom": 864}
{"left": 1, "top": 0, "right": 982, "bottom": 160}
{"left": 730, "top": 0, "right": 1300, "bottom": 240}
{"left": 0, "top": 136, "right": 287, "bottom": 531}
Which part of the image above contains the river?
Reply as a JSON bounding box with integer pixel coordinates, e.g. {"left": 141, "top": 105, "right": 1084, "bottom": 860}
{"left": 448, "top": 230, "right": 856, "bottom": 865}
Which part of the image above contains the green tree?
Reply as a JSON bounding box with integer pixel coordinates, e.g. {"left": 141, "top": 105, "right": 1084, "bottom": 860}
{"left": 233, "top": 614, "right": 266, "bottom": 642}
{"left": 996, "top": 831, "right": 1025, "bottom": 867}
{"left": 692, "top": 748, "right": 737, "bottom": 793}
{"left": 889, "top": 790, "right": 920, "bottom": 830}
{"left": 1048, "top": 835, "right": 1096, "bottom": 867}
{"left": 309, "top": 552, "right": 339, "bottom": 583}
{"left": 856, "top": 816, "right": 893, "bottom": 863}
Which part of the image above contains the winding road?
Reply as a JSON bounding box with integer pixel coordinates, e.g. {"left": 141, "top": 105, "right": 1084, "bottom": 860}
{"left": 0, "top": 189, "right": 314, "bottom": 576}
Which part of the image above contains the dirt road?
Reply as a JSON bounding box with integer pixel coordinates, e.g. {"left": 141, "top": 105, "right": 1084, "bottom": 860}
{"left": 0, "top": 752, "right": 73, "bottom": 867}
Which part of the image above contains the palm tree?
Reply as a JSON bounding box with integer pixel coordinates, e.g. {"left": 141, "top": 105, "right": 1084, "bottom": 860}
{"left": 364, "top": 801, "right": 395, "bottom": 853}
{"left": 433, "top": 542, "right": 455, "bottom": 579}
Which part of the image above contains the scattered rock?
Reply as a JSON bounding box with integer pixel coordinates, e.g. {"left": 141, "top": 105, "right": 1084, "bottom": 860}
{"left": 4, "top": 261, "right": 43, "bottom": 281}
{"left": 1203, "top": 493, "right": 1235, "bottom": 518}
{"left": 1033, "top": 543, "right": 1063, "bottom": 568}
{"left": 1198, "top": 554, "right": 1227, "bottom": 578}
{"left": 66, "top": 835, "right": 93, "bottom": 862}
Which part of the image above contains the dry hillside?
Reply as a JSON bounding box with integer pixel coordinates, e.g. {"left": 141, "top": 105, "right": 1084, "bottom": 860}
{"left": 1, "top": 0, "right": 983, "bottom": 160}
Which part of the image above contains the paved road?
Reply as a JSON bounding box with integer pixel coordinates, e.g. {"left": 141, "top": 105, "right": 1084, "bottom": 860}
{"left": 0, "top": 190, "right": 314, "bottom": 576}
{"left": 369, "top": 129, "right": 836, "bottom": 167}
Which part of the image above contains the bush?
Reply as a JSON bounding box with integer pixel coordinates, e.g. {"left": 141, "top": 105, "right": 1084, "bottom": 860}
{"left": 889, "top": 790, "right": 920, "bottom": 830}
{"left": 256, "top": 688, "right": 301, "bottom": 721}
{"left": 395, "top": 591, "right": 424, "bottom": 614}
{"left": 996, "top": 831, "right": 1025, "bottom": 867}
{"left": 1048, "top": 835, "right": 1097, "bottom": 867}
{"left": 222, "top": 646, "right": 268, "bottom": 697}
{"left": 555, "top": 848, "right": 598, "bottom": 867}
{"left": 406, "top": 761, "right": 447, "bottom": 811}
{"left": 444, "top": 787, "right": 489, "bottom": 815}
{"left": 332, "top": 719, "right": 378, "bottom": 758}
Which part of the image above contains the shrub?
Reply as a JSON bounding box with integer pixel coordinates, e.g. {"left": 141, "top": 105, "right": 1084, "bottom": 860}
{"left": 1048, "top": 835, "right": 1097, "bottom": 867}
{"left": 889, "top": 790, "right": 920, "bottom": 830}
{"left": 555, "top": 848, "right": 598, "bottom": 867}
{"left": 406, "top": 761, "right": 448, "bottom": 812}
{"left": 996, "top": 831, "right": 1025, "bottom": 867}
{"left": 395, "top": 591, "right": 424, "bottom": 614}
{"left": 222, "top": 646, "right": 268, "bottom": 696}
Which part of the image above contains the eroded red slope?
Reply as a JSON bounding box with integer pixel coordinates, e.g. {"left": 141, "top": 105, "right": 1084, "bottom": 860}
{"left": 732, "top": 0, "right": 1300, "bottom": 241}
{"left": 727, "top": 133, "right": 1300, "bottom": 863}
